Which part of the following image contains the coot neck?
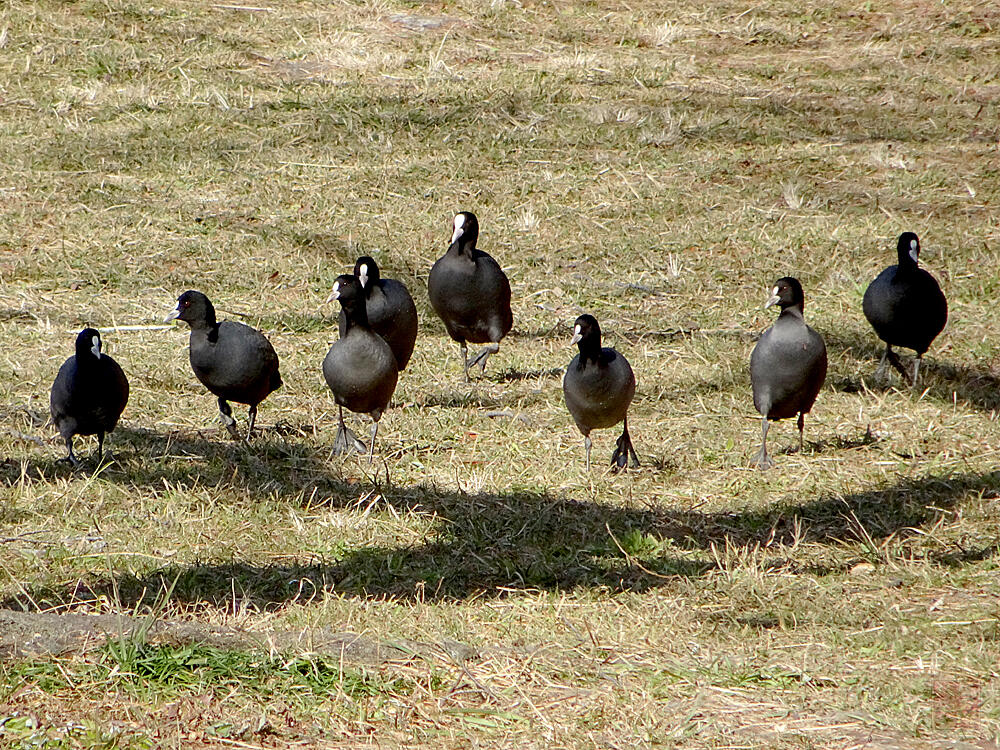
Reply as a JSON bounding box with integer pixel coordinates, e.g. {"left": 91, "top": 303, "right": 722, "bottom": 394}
{"left": 777, "top": 304, "right": 805, "bottom": 323}
{"left": 188, "top": 302, "right": 218, "bottom": 333}
{"left": 74, "top": 345, "right": 101, "bottom": 371}
{"left": 340, "top": 297, "right": 371, "bottom": 332}
{"left": 576, "top": 333, "right": 603, "bottom": 367}
{"left": 895, "top": 253, "right": 919, "bottom": 274}
{"left": 449, "top": 237, "right": 477, "bottom": 258}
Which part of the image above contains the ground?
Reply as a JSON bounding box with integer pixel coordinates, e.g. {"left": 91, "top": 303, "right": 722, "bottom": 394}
{"left": 0, "top": 0, "right": 999, "bottom": 747}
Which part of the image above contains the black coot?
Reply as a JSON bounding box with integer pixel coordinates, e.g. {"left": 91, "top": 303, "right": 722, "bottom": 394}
{"left": 166, "top": 290, "right": 282, "bottom": 440}
{"left": 862, "top": 232, "right": 947, "bottom": 385}
{"left": 563, "top": 314, "right": 638, "bottom": 471}
{"left": 336, "top": 255, "right": 418, "bottom": 371}
{"left": 323, "top": 274, "right": 399, "bottom": 462}
{"left": 427, "top": 212, "right": 513, "bottom": 380}
{"left": 50, "top": 327, "right": 129, "bottom": 466}
{"left": 750, "top": 278, "right": 827, "bottom": 469}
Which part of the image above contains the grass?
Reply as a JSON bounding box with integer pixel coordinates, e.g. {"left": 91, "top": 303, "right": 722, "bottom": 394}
{"left": 1, "top": 0, "right": 1000, "bottom": 746}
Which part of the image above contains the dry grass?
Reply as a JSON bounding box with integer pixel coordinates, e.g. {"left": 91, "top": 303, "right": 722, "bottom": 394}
{"left": 1, "top": 0, "right": 1000, "bottom": 746}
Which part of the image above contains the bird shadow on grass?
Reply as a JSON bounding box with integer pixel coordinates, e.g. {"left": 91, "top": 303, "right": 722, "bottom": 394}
{"left": 823, "top": 328, "right": 1000, "bottom": 412}
{"left": 4, "top": 427, "right": 998, "bottom": 609}
{"left": 416, "top": 390, "right": 504, "bottom": 409}
{"left": 495, "top": 366, "right": 565, "bottom": 382}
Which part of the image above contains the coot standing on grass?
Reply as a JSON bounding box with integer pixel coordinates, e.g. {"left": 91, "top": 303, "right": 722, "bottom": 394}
{"left": 428, "top": 212, "right": 513, "bottom": 380}
{"left": 340, "top": 255, "right": 418, "bottom": 371}
{"left": 323, "top": 274, "right": 398, "bottom": 463}
{"left": 750, "top": 277, "right": 827, "bottom": 470}
{"left": 166, "top": 290, "right": 282, "bottom": 440}
{"left": 50, "top": 327, "right": 129, "bottom": 466}
{"left": 862, "top": 232, "right": 947, "bottom": 386}
{"left": 563, "top": 314, "right": 639, "bottom": 472}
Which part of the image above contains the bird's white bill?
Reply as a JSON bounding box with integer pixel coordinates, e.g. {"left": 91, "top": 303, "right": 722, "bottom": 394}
{"left": 909, "top": 249, "right": 919, "bottom": 262}
{"left": 358, "top": 264, "right": 369, "bottom": 288}
{"left": 764, "top": 287, "right": 780, "bottom": 309}
{"left": 326, "top": 282, "right": 342, "bottom": 303}
{"left": 450, "top": 213, "right": 466, "bottom": 244}
{"left": 91, "top": 338, "right": 102, "bottom": 359}
{"left": 163, "top": 307, "right": 181, "bottom": 322}
{"left": 569, "top": 324, "right": 582, "bottom": 345}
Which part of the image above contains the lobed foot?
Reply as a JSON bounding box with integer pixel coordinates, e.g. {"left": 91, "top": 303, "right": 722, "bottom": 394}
{"left": 333, "top": 423, "right": 367, "bottom": 456}
{"left": 751, "top": 448, "right": 774, "bottom": 470}
{"left": 466, "top": 343, "right": 500, "bottom": 377}
{"left": 610, "top": 431, "right": 640, "bottom": 472}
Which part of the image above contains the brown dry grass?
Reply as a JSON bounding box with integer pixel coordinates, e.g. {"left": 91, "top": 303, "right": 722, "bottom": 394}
{"left": 1, "top": 0, "right": 1000, "bottom": 747}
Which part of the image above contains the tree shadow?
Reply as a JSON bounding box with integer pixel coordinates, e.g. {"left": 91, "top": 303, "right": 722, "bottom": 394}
{"left": 4, "top": 444, "right": 997, "bottom": 610}
{"left": 824, "top": 328, "right": 1000, "bottom": 412}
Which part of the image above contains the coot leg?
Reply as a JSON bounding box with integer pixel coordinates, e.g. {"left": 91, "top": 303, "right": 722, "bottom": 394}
{"left": 875, "top": 346, "right": 889, "bottom": 380}
{"left": 885, "top": 345, "right": 909, "bottom": 381}
{"left": 584, "top": 435, "right": 592, "bottom": 472}
{"left": 625, "top": 419, "right": 640, "bottom": 468}
{"left": 333, "top": 405, "right": 366, "bottom": 456}
{"left": 460, "top": 342, "right": 470, "bottom": 382}
{"left": 93, "top": 431, "right": 115, "bottom": 463}
{"left": 246, "top": 404, "right": 257, "bottom": 441}
{"left": 797, "top": 412, "right": 805, "bottom": 453}
{"left": 467, "top": 342, "right": 500, "bottom": 375}
{"left": 611, "top": 417, "right": 639, "bottom": 471}
{"left": 912, "top": 355, "right": 922, "bottom": 387}
{"left": 218, "top": 398, "right": 240, "bottom": 440}
{"left": 752, "top": 417, "right": 774, "bottom": 470}
{"left": 367, "top": 419, "right": 379, "bottom": 464}
{"left": 61, "top": 435, "right": 80, "bottom": 468}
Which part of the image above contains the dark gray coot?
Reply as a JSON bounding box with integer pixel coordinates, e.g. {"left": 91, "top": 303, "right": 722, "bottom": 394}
{"left": 862, "top": 232, "right": 947, "bottom": 385}
{"left": 750, "top": 277, "right": 827, "bottom": 469}
{"left": 563, "top": 314, "right": 638, "bottom": 472}
{"left": 323, "top": 273, "right": 399, "bottom": 463}
{"left": 427, "top": 212, "right": 513, "bottom": 380}
{"left": 49, "top": 327, "right": 129, "bottom": 466}
{"left": 166, "top": 290, "right": 282, "bottom": 440}
{"left": 335, "top": 255, "right": 418, "bottom": 371}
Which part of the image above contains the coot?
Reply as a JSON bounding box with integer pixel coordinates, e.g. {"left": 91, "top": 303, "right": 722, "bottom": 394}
{"left": 862, "top": 232, "right": 947, "bottom": 385}
{"left": 337, "top": 255, "right": 418, "bottom": 371}
{"left": 323, "top": 274, "right": 399, "bottom": 462}
{"left": 427, "top": 212, "right": 512, "bottom": 380}
{"left": 750, "top": 278, "right": 827, "bottom": 469}
{"left": 563, "top": 314, "right": 638, "bottom": 471}
{"left": 166, "top": 290, "right": 282, "bottom": 440}
{"left": 50, "top": 327, "right": 129, "bottom": 466}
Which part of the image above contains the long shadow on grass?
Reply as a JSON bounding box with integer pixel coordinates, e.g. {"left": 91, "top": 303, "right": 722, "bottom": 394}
{"left": 823, "top": 328, "right": 1000, "bottom": 412}
{"left": 4, "top": 429, "right": 998, "bottom": 607}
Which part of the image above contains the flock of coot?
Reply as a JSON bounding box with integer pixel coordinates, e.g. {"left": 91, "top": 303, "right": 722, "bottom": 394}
{"left": 48, "top": 214, "right": 947, "bottom": 472}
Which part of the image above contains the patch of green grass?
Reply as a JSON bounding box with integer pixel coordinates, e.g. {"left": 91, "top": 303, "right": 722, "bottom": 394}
{"left": 3, "top": 640, "right": 424, "bottom": 710}
{"left": 0, "top": 714, "right": 151, "bottom": 750}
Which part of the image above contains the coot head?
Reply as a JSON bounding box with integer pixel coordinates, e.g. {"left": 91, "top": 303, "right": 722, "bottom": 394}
{"left": 450, "top": 211, "right": 479, "bottom": 248}
{"left": 327, "top": 273, "right": 363, "bottom": 305}
{"left": 165, "top": 290, "right": 215, "bottom": 326}
{"left": 897, "top": 232, "right": 920, "bottom": 267}
{"left": 76, "top": 328, "right": 103, "bottom": 360}
{"left": 570, "top": 314, "right": 600, "bottom": 346}
{"left": 764, "top": 277, "right": 805, "bottom": 311}
{"left": 354, "top": 256, "right": 381, "bottom": 290}
{"left": 327, "top": 274, "right": 370, "bottom": 327}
